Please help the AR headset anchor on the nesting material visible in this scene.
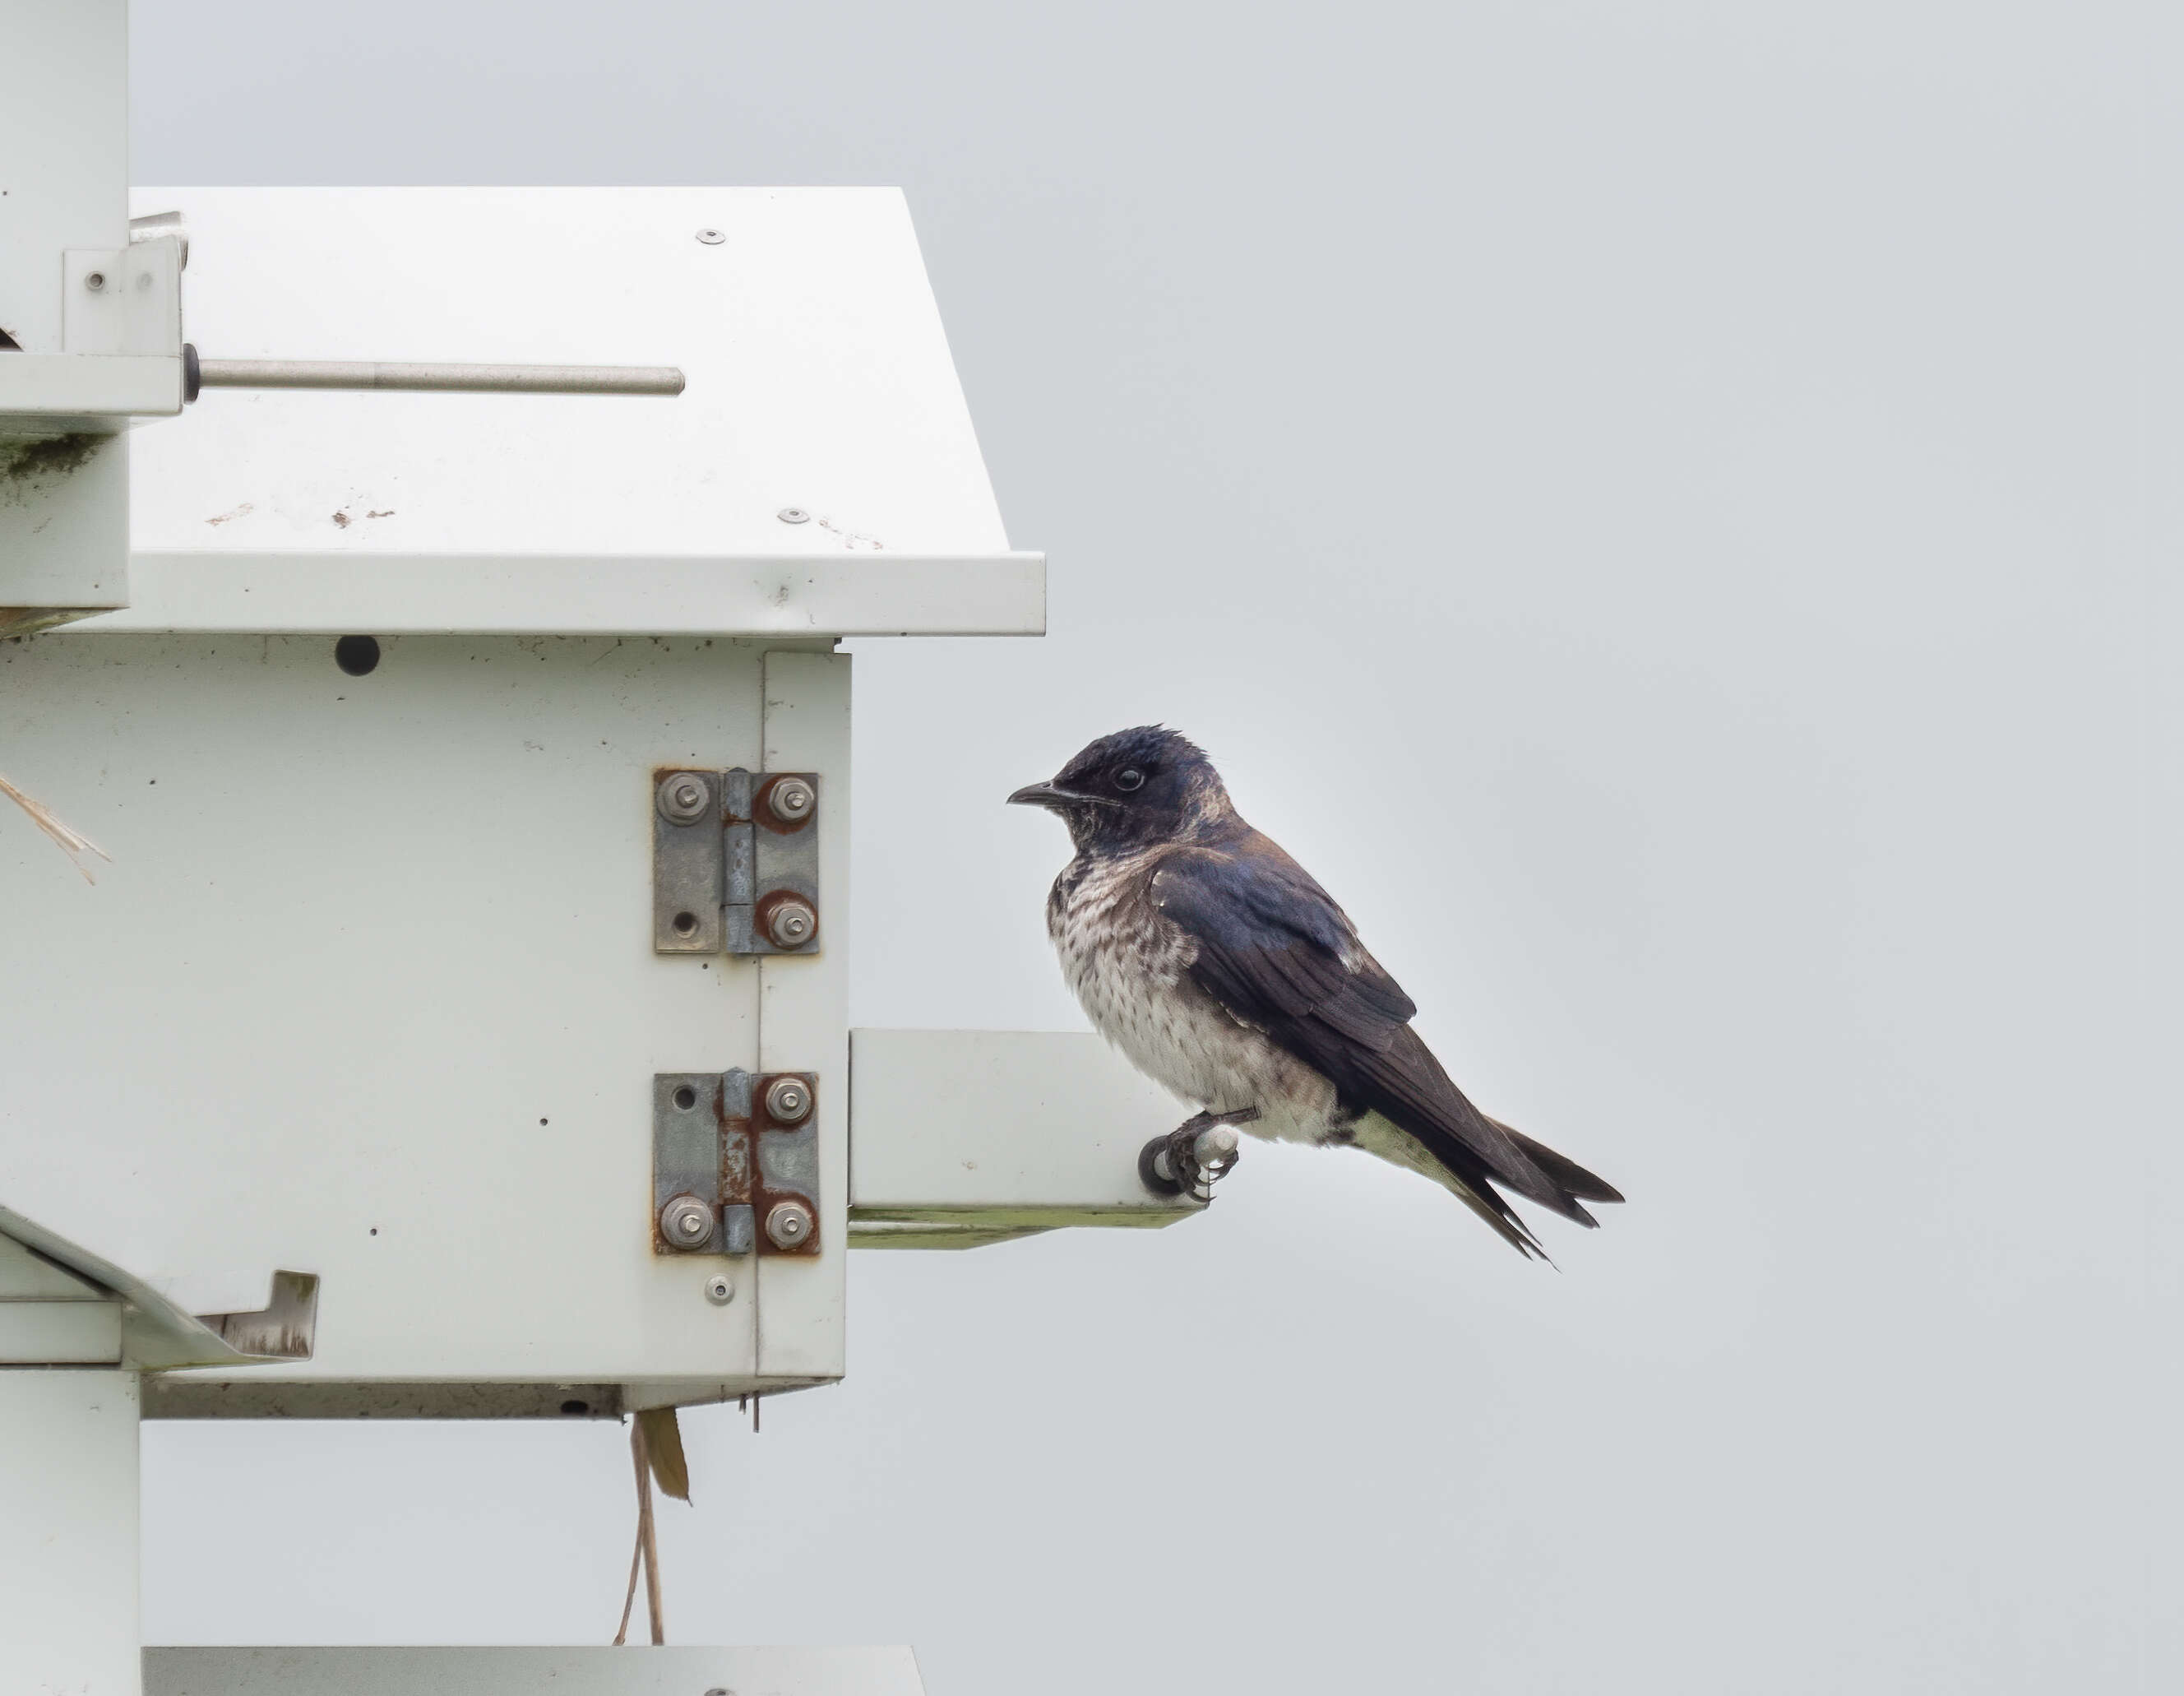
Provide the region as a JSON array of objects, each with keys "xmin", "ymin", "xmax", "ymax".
[{"xmin": 0, "ymin": 772, "xmax": 109, "ymax": 883}]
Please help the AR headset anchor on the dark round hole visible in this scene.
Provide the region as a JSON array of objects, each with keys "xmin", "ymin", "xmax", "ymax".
[
  {"xmin": 673, "ymin": 911, "xmax": 698, "ymax": 935},
  {"xmin": 559, "ymin": 1398, "xmax": 590, "ymax": 1416},
  {"xmin": 673, "ymin": 1086, "xmax": 697, "ymax": 1110},
  {"xmin": 335, "ymin": 635, "xmax": 381, "ymax": 676}
]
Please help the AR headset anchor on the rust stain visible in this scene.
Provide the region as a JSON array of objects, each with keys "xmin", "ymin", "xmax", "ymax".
[
  {"xmin": 331, "ymin": 510, "xmax": 352, "ymax": 528},
  {"xmin": 205, "ymin": 502, "xmax": 254, "ymax": 526}
]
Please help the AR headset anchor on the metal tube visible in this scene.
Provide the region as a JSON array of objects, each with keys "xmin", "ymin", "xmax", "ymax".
[{"xmin": 192, "ymin": 359, "xmax": 685, "ymax": 396}]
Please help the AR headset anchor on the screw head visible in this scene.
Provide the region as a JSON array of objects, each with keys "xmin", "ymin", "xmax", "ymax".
[
  {"xmin": 776, "ymin": 507, "xmax": 810, "ymax": 525},
  {"xmin": 696, "ymin": 228, "xmax": 726, "ymax": 244},
  {"xmin": 766, "ymin": 1199, "xmax": 815, "ymax": 1250},
  {"xmin": 705, "ymin": 1273, "xmax": 736, "ymax": 1305},
  {"xmin": 764, "ymin": 1075, "xmax": 812, "ymax": 1124},
  {"xmin": 660, "ymin": 1194, "xmax": 714, "ymax": 1250},
  {"xmin": 764, "ymin": 897, "xmax": 817, "ymax": 949},
  {"xmin": 766, "ymin": 776, "xmax": 816, "ymax": 824},
  {"xmin": 84, "ymin": 271, "xmax": 106, "ymax": 291},
  {"xmin": 656, "ymin": 771, "xmax": 711, "ymax": 825}
]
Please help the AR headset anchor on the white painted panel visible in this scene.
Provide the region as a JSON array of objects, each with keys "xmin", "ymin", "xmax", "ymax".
[
  {"xmin": 755, "ymin": 651, "xmax": 851, "ymax": 1380},
  {"xmin": 0, "ymin": 1230, "xmax": 109, "ymax": 1299},
  {"xmin": 0, "ymin": 1369, "xmax": 141, "ymax": 1696},
  {"xmin": 144, "ymin": 1646, "xmax": 924, "ymax": 1696},
  {"xmin": 0, "ymin": 1299, "xmax": 123, "ymax": 1363},
  {"xmin": 0, "ymin": 634, "xmax": 771, "ymax": 1392},
  {"xmin": 849, "ymin": 1029, "xmax": 1199, "ymax": 1228},
  {"xmin": 0, "ymin": 2, "xmax": 131, "ymax": 617},
  {"xmin": 75, "ymin": 549, "xmax": 1044, "ymax": 637},
  {"xmin": 127, "ymin": 189, "xmax": 1011, "ymax": 561}
]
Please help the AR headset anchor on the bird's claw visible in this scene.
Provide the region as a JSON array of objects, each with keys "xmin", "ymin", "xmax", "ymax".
[{"xmin": 1139, "ymin": 1108, "xmax": 1256, "ymax": 1204}]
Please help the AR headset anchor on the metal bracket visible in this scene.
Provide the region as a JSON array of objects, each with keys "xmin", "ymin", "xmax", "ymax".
[
  {"xmin": 652, "ymin": 767, "xmax": 820, "ymax": 957},
  {"xmin": 652, "ymin": 1069, "xmax": 821, "ymax": 1257}
]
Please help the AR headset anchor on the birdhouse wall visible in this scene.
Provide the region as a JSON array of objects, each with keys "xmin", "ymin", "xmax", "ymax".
[{"xmin": 0, "ymin": 634, "xmax": 850, "ymax": 1416}]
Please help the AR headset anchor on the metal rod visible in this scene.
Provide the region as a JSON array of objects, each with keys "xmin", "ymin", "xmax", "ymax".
[{"xmin": 192, "ymin": 359, "xmax": 684, "ymax": 396}]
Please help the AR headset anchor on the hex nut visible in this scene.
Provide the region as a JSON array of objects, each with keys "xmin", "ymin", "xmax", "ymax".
[
  {"xmin": 660, "ymin": 1193, "xmax": 714, "ymax": 1250},
  {"xmin": 705, "ymin": 1273, "xmax": 736, "ymax": 1305},
  {"xmin": 657, "ymin": 771, "xmax": 711, "ymax": 826},
  {"xmin": 766, "ymin": 776, "xmax": 816, "ymax": 824},
  {"xmin": 765, "ymin": 897, "xmax": 817, "ymax": 949},
  {"xmin": 763, "ymin": 1075, "xmax": 811, "ymax": 1124},
  {"xmin": 765, "ymin": 1199, "xmax": 814, "ymax": 1250}
]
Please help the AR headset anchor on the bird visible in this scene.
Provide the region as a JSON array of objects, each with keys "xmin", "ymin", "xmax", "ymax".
[{"xmin": 1009, "ymin": 725, "xmax": 1621, "ymax": 1256}]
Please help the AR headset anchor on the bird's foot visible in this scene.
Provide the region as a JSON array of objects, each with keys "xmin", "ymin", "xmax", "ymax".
[{"xmin": 1139, "ymin": 1108, "xmax": 1257, "ymax": 1204}]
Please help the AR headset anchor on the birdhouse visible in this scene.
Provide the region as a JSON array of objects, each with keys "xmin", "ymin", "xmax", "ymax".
[{"xmin": 2, "ymin": 8, "xmax": 1205, "ymax": 1693}]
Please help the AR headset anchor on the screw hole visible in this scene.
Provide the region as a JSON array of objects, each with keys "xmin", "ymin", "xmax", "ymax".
[
  {"xmin": 673, "ymin": 911, "xmax": 698, "ymax": 936},
  {"xmin": 559, "ymin": 1399, "xmax": 590, "ymax": 1416},
  {"xmin": 673, "ymin": 1085, "xmax": 697, "ymax": 1110},
  {"xmin": 335, "ymin": 635, "xmax": 381, "ymax": 676}
]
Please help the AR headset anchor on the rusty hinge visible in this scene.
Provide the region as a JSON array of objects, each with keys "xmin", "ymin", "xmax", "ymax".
[
  {"xmin": 652, "ymin": 1069, "xmax": 821, "ymax": 1257},
  {"xmin": 653, "ymin": 767, "xmax": 820, "ymax": 957}
]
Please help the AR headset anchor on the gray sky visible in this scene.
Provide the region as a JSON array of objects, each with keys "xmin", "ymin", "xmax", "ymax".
[{"xmin": 132, "ymin": 4, "xmax": 2172, "ymax": 1692}]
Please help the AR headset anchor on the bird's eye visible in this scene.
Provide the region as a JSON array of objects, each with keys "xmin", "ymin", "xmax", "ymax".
[{"xmin": 1114, "ymin": 767, "xmax": 1145, "ymax": 792}]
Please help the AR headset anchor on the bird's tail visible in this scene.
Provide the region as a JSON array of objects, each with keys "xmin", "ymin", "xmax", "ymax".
[{"xmin": 1486, "ymin": 1117, "xmax": 1624, "ymax": 1206}]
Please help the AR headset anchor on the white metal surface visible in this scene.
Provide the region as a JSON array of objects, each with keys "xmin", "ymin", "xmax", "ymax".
[
  {"xmin": 754, "ymin": 651, "xmax": 851, "ymax": 1379},
  {"xmin": 1, "ymin": 1206, "xmax": 312, "ymax": 1372},
  {"xmin": 0, "ymin": 0, "xmax": 132, "ymax": 619},
  {"xmin": 0, "ymin": 1369, "xmax": 142, "ymax": 1696},
  {"xmin": 126, "ymin": 187, "xmax": 1016, "ymax": 563},
  {"xmin": 83, "ymin": 549, "xmax": 1045, "ymax": 637},
  {"xmin": 144, "ymin": 1647, "xmax": 925, "ymax": 1696},
  {"xmin": 2, "ymin": 633, "xmax": 803, "ymax": 1412},
  {"xmin": 848, "ymin": 1030, "xmax": 1200, "ymax": 1244}
]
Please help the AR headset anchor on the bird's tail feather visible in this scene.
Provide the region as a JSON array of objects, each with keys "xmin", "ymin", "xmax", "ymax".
[{"xmin": 1487, "ymin": 1118, "xmax": 1624, "ymax": 1207}]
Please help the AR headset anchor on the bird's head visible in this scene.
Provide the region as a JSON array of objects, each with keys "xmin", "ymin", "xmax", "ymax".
[{"xmin": 1007, "ymin": 725, "xmax": 1233, "ymax": 854}]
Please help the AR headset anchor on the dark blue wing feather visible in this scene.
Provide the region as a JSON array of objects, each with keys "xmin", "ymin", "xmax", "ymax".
[{"xmin": 1150, "ymin": 836, "xmax": 1603, "ymax": 1228}]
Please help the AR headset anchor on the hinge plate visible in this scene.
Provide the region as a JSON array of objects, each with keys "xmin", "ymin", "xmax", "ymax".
[
  {"xmin": 652, "ymin": 767, "xmax": 820, "ymax": 956},
  {"xmin": 652, "ymin": 1069, "xmax": 821, "ymax": 1257}
]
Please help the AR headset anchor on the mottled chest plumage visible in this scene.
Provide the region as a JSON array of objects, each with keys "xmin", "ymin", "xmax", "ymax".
[{"xmin": 1044, "ymin": 848, "xmax": 1342, "ymax": 1139}]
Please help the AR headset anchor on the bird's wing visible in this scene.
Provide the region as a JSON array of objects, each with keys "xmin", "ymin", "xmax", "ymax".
[{"xmin": 1148, "ymin": 839, "xmax": 1602, "ymax": 1235}]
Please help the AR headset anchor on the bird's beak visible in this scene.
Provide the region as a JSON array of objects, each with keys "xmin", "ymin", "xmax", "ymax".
[{"xmin": 1006, "ymin": 781, "xmax": 1072, "ymax": 810}]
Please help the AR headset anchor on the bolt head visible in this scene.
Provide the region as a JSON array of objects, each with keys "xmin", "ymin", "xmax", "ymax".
[
  {"xmin": 765, "ymin": 897, "xmax": 817, "ymax": 949},
  {"xmin": 776, "ymin": 507, "xmax": 810, "ymax": 524},
  {"xmin": 766, "ymin": 776, "xmax": 816, "ymax": 824},
  {"xmin": 705, "ymin": 1273, "xmax": 736, "ymax": 1305},
  {"xmin": 766, "ymin": 1199, "xmax": 814, "ymax": 1250},
  {"xmin": 656, "ymin": 771, "xmax": 711, "ymax": 825},
  {"xmin": 660, "ymin": 1194, "xmax": 714, "ymax": 1250},
  {"xmin": 764, "ymin": 1075, "xmax": 812, "ymax": 1124},
  {"xmin": 696, "ymin": 228, "xmax": 726, "ymax": 244}
]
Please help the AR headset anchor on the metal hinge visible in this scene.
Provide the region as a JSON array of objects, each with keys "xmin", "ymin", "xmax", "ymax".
[
  {"xmin": 653, "ymin": 767, "xmax": 820, "ymax": 956},
  {"xmin": 652, "ymin": 1069, "xmax": 821, "ymax": 1257}
]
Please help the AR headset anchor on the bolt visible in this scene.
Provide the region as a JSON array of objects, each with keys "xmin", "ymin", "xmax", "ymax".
[
  {"xmin": 766, "ymin": 1198, "xmax": 814, "ymax": 1250},
  {"xmin": 766, "ymin": 776, "xmax": 816, "ymax": 824},
  {"xmin": 84, "ymin": 271, "xmax": 106, "ymax": 291},
  {"xmin": 764, "ymin": 1075, "xmax": 811, "ymax": 1124},
  {"xmin": 776, "ymin": 507, "xmax": 810, "ymax": 525},
  {"xmin": 696, "ymin": 229, "xmax": 726, "ymax": 245},
  {"xmin": 656, "ymin": 771, "xmax": 711, "ymax": 825},
  {"xmin": 764, "ymin": 897, "xmax": 816, "ymax": 949},
  {"xmin": 660, "ymin": 1194, "xmax": 714, "ymax": 1250},
  {"xmin": 705, "ymin": 1273, "xmax": 736, "ymax": 1305}
]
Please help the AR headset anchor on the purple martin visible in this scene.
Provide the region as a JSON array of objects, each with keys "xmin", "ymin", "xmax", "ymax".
[{"xmin": 1009, "ymin": 726, "xmax": 1621, "ymax": 1255}]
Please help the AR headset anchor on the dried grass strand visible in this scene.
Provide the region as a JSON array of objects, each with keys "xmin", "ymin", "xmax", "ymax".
[{"xmin": 0, "ymin": 771, "xmax": 110, "ymax": 883}]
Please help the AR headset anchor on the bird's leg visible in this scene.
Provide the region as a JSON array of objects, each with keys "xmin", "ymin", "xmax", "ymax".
[{"xmin": 1139, "ymin": 1107, "xmax": 1258, "ymax": 1203}]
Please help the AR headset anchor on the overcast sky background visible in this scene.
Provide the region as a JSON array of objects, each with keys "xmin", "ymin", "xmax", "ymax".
[{"xmin": 131, "ymin": 4, "xmax": 2173, "ymax": 1692}]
